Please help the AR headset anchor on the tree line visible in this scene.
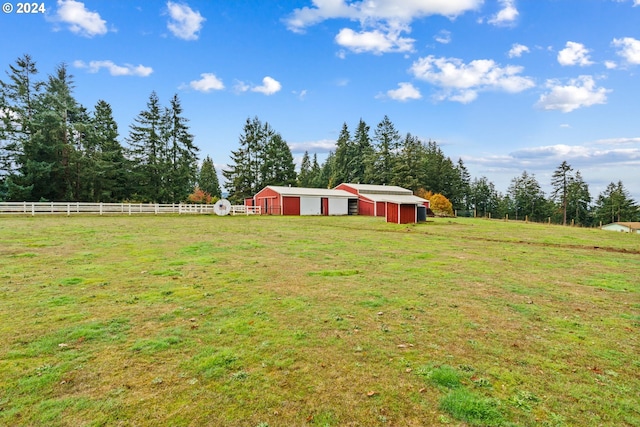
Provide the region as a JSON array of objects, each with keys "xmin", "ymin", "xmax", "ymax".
[
  {"xmin": 224, "ymin": 116, "xmax": 638, "ymax": 226},
  {"xmin": 0, "ymin": 55, "xmax": 221, "ymax": 203},
  {"xmin": 2, "ymin": 55, "xmax": 637, "ymax": 225}
]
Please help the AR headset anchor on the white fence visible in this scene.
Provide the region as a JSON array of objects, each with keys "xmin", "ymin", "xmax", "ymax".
[{"xmin": 0, "ymin": 202, "xmax": 261, "ymax": 216}]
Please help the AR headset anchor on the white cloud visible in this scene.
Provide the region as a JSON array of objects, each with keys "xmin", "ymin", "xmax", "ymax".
[
  {"xmin": 612, "ymin": 37, "xmax": 640, "ymax": 64},
  {"xmin": 237, "ymin": 76, "xmax": 282, "ymax": 95},
  {"xmin": 285, "ymin": 0, "xmax": 481, "ymax": 55},
  {"xmin": 74, "ymin": 60, "xmax": 153, "ymax": 77},
  {"xmin": 536, "ymin": 76, "xmax": 609, "ymax": 112},
  {"xmin": 54, "ymin": 0, "xmax": 107, "ymax": 37},
  {"xmin": 488, "ymin": 0, "xmax": 519, "ymax": 26},
  {"xmin": 604, "ymin": 60, "xmax": 618, "ymax": 69},
  {"xmin": 557, "ymin": 41, "xmax": 593, "ymax": 66},
  {"xmin": 285, "ymin": 0, "xmax": 483, "ymax": 32},
  {"xmin": 232, "ymin": 80, "xmax": 250, "ymax": 94},
  {"xmin": 166, "ymin": 1, "xmax": 205, "ymax": 40},
  {"xmin": 252, "ymin": 76, "xmax": 282, "ymax": 95},
  {"xmin": 508, "ymin": 43, "xmax": 529, "ymax": 58},
  {"xmin": 289, "ymin": 139, "xmax": 336, "ymax": 153},
  {"xmin": 386, "ymin": 82, "xmax": 422, "ymax": 101},
  {"xmin": 188, "ymin": 73, "xmax": 224, "ymax": 92},
  {"xmin": 335, "ymin": 24, "xmax": 414, "ymax": 54},
  {"xmin": 434, "ymin": 30, "xmax": 452, "ymax": 44},
  {"xmin": 410, "ymin": 55, "xmax": 535, "ymax": 103}
]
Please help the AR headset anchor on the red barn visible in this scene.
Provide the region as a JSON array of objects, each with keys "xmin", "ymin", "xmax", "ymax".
[
  {"xmin": 252, "ymin": 186, "xmax": 355, "ymax": 216},
  {"xmin": 334, "ymin": 183, "xmax": 429, "ymax": 224}
]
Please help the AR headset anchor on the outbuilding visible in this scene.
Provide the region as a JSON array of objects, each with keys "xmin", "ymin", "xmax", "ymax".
[
  {"xmin": 253, "ymin": 186, "xmax": 355, "ymax": 216},
  {"xmin": 601, "ymin": 222, "xmax": 640, "ymax": 233},
  {"xmin": 334, "ymin": 183, "xmax": 429, "ymax": 224}
]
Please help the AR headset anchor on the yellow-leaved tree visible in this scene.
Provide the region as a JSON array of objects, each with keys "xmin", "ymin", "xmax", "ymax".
[{"xmin": 429, "ymin": 193, "xmax": 454, "ymax": 216}]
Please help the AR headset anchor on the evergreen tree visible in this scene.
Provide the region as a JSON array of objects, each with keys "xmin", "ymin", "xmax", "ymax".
[
  {"xmin": 421, "ymin": 140, "xmax": 459, "ymax": 200},
  {"xmin": 223, "ymin": 117, "xmax": 295, "ymax": 202},
  {"xmin": 164, "ymin": 94, "xmax": 199, "ymax": 203},
  {"xmin": 223, "ymin": 117, "xmax": 265, "ymax": 203},
  {"xmin": 261, "ymin": 131, "xmax": 296, "ymax": 187},
  {"xmin": 507, "ymin": 171, "xmax": 548, "ymax": 221},
  {"xmin": 453, "ymin": 158, "xmax": 471, "ymax": 210},
  {"xmin": 88, "ymin": 100, "xmax": 129, "ymax": 202},
  {"xmin": 23, "ymin": 63, "xmax": 84, "ymax": 201},
  {"xmin": 369, "ymin": 115, "xmax": 400, "ymax": 184},
  {"xmin": 319, "ymin": 151, "xmax": 336, "ymax": 188},
  {"xmin": 551, "ymin": 161, "xmax": 573, "ymax": 225},
  {"xmin": 565, "ymin": 171, "xmax": 591, "ymax": 226},
  {"xmin": 593, "ymin": 181, "xmax": 638, "ymax": 224},
  {"xmin": 0, "ymin": 54, "xmax": 42, "ymax": 200},
  {"xmin": 469, "ymin": 176, "xmax": 499, "ymax": 218},
  {"xmin": 352, "ymin": 118, "xmax": 373, "ymax": 183},
  {"xmin": 298, "ymin": 151, "xmax": 312, "ymax": 187},
  {"xmin": 332, "ymin": 122, "xmax": 353, "ymax": 184},
  {"xmin": 309, "ymin": 153, "xmax": 323, "ymax": 188},
  {"xmin": 392, "ymin": 133, "xmax": 426, "ymax": 191},
  {"xmin": 127, "ymin": 91, "xmax": 165, "ymax": 202},
  {"xmin": 198, "ymin": 155, "xmax": 221, "ymax": 198}
]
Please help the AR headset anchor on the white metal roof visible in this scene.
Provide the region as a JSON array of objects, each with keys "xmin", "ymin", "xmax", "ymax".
[
  {"xmin": 338, "ymin": 183, "xmax": 413, "ymax": 195},
  {"xmin": 264, "ymin": 186, "xmax": 354, "ymax": 198},
  {"xmin": 359, "ymin": 193, "xmax": 428, "ymax": 205}
]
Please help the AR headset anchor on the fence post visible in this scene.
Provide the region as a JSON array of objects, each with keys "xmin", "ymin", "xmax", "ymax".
[
  {"xmin": 67, "ymin": 203, "xmax": 70, "ymax": 216},
  {"xmin": 31, "ymin": 203, "xmax": 35, "ymax": 216},
  {"xmin": 99, "ymin": 203, "xmax": 103, "ymax": 215}
]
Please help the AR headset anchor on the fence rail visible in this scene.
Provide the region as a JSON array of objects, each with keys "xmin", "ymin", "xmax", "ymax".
[{"xmin": 0, "ymin": 202, "xmax": 260, "ymax": 216}]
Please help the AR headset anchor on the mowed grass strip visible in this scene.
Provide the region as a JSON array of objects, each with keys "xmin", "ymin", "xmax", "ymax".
[{"xmin": 0, "ymin": 215, "xmax": 638, "ymax": 426}]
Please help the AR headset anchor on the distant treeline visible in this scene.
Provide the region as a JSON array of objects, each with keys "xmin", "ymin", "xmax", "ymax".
[{"xmin": 1, "ymin": 55, "xmax": 637, "ymax": 225}]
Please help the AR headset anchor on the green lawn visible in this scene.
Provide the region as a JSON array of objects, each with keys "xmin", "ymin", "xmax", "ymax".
[{"xmin": 1, "ymin": 215, "xmax": 638, "ymax": 426}]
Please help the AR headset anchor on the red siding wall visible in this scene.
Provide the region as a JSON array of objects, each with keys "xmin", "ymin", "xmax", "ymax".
[
  {"xmin": 399, "ymin": 204, "xmax": 416, "ymax": 224},
  {"xmin": 358, "ymin": 198, "xmax": 375, "ymax": 216},
  {"xmin": 386, "ymin": 203, "xmax": 417, "ymax": 224},
  {"xmin": 386, "ymin": 202, "xmax": 399, "ymax": 223},
  {"xmin": 335, "ymin": 183, "xmax": 358, "ymax": 195},
  {"xmin": 255, "ymin": 187, "xmax": 281, "ymax": 215},
  {"xmin": 282, "ymin": 196, "xmax": 300, "ymax": 215},
  {"xmin": 376, "ymin": 201, "xmax": 386, "ymax": 217}
]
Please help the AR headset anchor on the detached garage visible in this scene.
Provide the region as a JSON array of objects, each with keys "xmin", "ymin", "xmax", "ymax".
[{"xmin": 253, "ymin": 186, "xmax": 355, "ymax": 216}]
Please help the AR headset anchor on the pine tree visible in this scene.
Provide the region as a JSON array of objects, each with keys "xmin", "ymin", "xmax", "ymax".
[
  {"xmin": 89, "ymin": 100, "xmax": 128, "ymax": 201},
  {"xmin": 370, "ymin": 115, "xmax": 400, "ymax": 184},
  {"xmin": 310, "ymin": 153, "xmax": 323, "ymax": 188},
  {"xmin": 24, "ymin": 63, "xmax": 84, "ymax": 201},
  {"xmin": 551, "ymin": 161, "xmax": 573, "ymax": 225},
  {"xmin": 593, "ymin": 181, "xmax": 638, "ymax": 224},
  {"xmin": 566, "ymin": 171, "xmax": 591, "ymax": 225},
  {"xmin": 352, "ymin": 118, "xmax": 373, "ymax": 184},
  {"xmin": 332, "ymin": 122, "xmax": 352, "ymax": 184},
  {"xmin": 507, "ymin": 171, "xmax": 548, "ymax": 221},
  {"xmin": 260, "ymin": 131, "xmax": 296, "ymax": 187},
  {"xmin": 392, "ymin": 133, "xmax": 426, "ymax": 191},
  {"xmin": 127, "ymin": 91, "xmax": 165, "ymax": 202},
  {"xmin": 198, "ymin": 155, "xmax": 221, "ymax": 198},
  {"xmin": 164, "ymin": 94, "xmax": 199, "ymax": 203},
  {"xmin": 0, "ymin": 54, "xmax": 42, "ymax": 200},
  {"xmin": 469, "ymin": 176, "xmax": 499, "ymax": 218},
  {"xmin": 298, "ymin": 151, "xmax": 312, "ymax": 187}
]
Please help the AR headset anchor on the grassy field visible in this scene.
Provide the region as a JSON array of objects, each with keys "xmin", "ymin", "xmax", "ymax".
[{"xmin": 0, "ymin": 214, "xmax": 638, "ymax": 427}]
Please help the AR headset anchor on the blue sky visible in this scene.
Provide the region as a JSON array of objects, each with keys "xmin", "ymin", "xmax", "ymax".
[{"xmin": 1, "ymin": 0, "xmax": 639, "ymax": 201}]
